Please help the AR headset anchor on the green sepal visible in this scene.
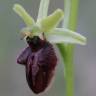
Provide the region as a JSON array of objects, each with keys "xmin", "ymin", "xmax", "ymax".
[
  {"xmin": 45, "ymin": 28, "xmax": 86, "ymax": 45},
  {"xmin": 13, "ymin": 4, "xmax": 35, "ymax": 26},
  {"xmin": 37, "ymin": 0, "xmax": 49, "ymax": 21},
  {"xmin": 39, "ymin": 9, "xmax": 64, "ymax": 32}
]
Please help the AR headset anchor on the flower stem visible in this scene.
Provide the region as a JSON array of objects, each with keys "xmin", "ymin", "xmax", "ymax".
[
  {"xmin": 57, "ymin": 44, "xmax": 74, "ymax": 96},
  {"xmin": 58, "ymin": 0, "xmax": 78, "ymax": 96},
  {"xmin": 64, "ymin": 0, "xmax": 78, "ymax": 96},
  {"xmin": 65, "ymin": 46, "xmax": 74, "ymax": 96}
]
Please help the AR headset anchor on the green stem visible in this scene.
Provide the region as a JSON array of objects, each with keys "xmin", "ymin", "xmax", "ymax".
[
  {"xmin": 65, "ymin": 45, "xmax": 74, "ymax": 96},
  {"xmin": 57, "ymin": 44, "xmax": 74, "ymax": 96},
  {"xmin": 58, "ymin": 0, "xmax": 78, "ymax": 96},
  {"xmin": 57, "ymin": 44, "xmax": 75, "ymax": 96},
  {"xmin": 65, "ymin": 0, "xmax": 78, "ymax": 96}
]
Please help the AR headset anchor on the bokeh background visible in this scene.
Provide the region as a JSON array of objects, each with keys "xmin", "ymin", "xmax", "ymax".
[{"xmin": 0, "ymin": 0, "xmax": 96, "ymax": 96}]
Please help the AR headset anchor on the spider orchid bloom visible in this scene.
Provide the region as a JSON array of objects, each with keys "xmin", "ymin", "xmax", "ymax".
[{"xmin": 13, "ymin": 1, "xmax": 86, "ymax": 94}]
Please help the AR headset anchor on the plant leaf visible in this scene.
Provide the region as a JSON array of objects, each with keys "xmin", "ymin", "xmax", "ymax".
[
  {"xmin": 45, "ymin": 28, "xmax": 86, "ymax": 45},
  {"xmin": 13, "ymin": 4, "xmax": 35, "ymax": 26}
]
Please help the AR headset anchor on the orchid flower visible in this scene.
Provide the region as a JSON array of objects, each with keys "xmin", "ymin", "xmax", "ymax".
[{"xmin": 13, "ymin": 0, "xmax": 86, "ymax": 94}]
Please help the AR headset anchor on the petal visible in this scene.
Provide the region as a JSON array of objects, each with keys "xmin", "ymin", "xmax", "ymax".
[{"xmin": 45, "ymin": 28, "xmax": 87, "ymax": 45}]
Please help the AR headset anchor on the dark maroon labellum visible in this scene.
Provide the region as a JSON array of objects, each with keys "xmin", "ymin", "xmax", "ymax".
[{"xmin": 17, "ymin": 36, "xmax": 57, "ymax": 94}]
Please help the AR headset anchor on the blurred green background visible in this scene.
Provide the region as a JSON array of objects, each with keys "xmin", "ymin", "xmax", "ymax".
[{"xmin": 0, "ymin": 0, "xmax": 96, "ymax": 96}]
